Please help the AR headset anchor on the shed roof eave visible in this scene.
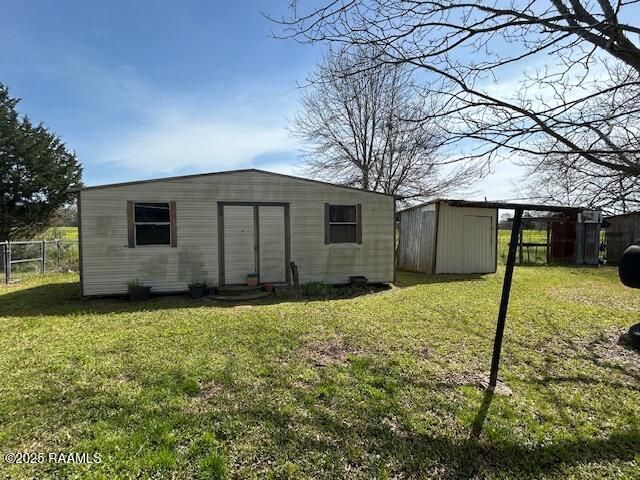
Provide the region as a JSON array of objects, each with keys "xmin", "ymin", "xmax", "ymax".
[
  {"xmin": 69, "ymin": 168, "xmax": 395, "ymax": 198},
  {"xmin": 399, "ymin": 198, "xmax": 590, "ymax": 214}
]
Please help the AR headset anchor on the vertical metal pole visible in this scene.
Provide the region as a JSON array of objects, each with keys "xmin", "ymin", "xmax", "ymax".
[
  {"xmin": 518, "ymin": 226, "xmax": 524, "ymax": 264},
  {"xmin": 41, "ymin": 240, "xmax": 46, "ymax": 274},
  {"xmin": 6, "ymin": 241, "xmax": 11, "ymax": 284},
  {"xmin": 2, "ymin": 242, "xmax": 7, "ymax": 284},
  {"xmin": 546, "ymin": 222, "xmax": 551, "ymax": 265},
  {"xmin": 56, "ymin": 240, "xmax": 61, "ymax": 271},
  {"xmin": 489, "ymin": 207, "xmax": 523, "ymax": 388}
]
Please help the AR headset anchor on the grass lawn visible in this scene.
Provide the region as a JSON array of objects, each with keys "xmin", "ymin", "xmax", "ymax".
[{"xmin": 0, "ymin": 267, "xmax": 639, "ymax": 479}]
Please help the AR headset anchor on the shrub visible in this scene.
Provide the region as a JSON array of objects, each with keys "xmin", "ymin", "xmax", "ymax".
[{"xmin": 303, "ymin": 281, "xmax": 336, "ymax": 299}]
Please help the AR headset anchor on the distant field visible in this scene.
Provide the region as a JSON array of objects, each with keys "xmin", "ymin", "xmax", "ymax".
[
  {"xmin": 44, "ymin": 226, "xmax": 78, "ymax": 241},
  {"xmin": 498, "ymin": 229, "xmax": 549, "ymax": 264},
  {"xmin": 498, "ymin": 229, "xmax": 548, "ymax": 243}
]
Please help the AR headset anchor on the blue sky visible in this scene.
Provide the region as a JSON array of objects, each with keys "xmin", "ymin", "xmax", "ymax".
[{"xmin": 2, "ymin": 0, "xmax": 551, "ymax": 199}]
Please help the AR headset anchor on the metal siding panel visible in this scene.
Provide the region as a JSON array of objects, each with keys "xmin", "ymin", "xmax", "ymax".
[
  {"xmin": 436, "ymin": 204, "xmax": 497, "ymax": 274},
  {"xmin": 397, "ymin": 207, "xmax": 436, "ymax": 274},
  {"xmin": 462, "ymin": 215, "xmax": 493, "ymax": 273}
]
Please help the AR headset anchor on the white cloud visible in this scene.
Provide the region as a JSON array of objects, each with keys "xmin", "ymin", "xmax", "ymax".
[
  {"xmin": 87, "ymin": 74, "xmax": 304, "ymax": 175},
  {"xmin": 100, "ymin": 112, "xmax": 299, "ymax": 173}
]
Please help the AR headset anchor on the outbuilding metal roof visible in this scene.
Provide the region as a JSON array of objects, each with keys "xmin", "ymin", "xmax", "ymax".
[
  {"xmin": 399, "ymin": 198, "xmax": 588, "ymax": 214},
  {"xmin": 70, "ymin": 168, "xmax": 394, "ymax": 197}
]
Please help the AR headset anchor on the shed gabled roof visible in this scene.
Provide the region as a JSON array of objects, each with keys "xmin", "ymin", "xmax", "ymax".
[
  {"xmin": 72, "ymin": 168, "xmax": 394, "ymax": 197},
  {"xmin": 399, "ymin": 198, "xmax": 587, "ymax": 214}
]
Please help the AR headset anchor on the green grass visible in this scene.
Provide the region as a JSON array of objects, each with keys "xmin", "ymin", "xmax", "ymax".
[
  {"xmin": 1, "ymin": 268, "xmax": 639, "ymax": 478},
  {"xmin": 498, "ymin": 229, "xmax": 549, "ymax": 264}
]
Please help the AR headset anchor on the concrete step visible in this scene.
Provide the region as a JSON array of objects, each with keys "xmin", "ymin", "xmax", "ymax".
[
  {"xmin": 216, "ymin": 285, "xmax": 263, "ymax": 295},
  {"xmin": 211, "ymin": 291, "xmax": 272, "ymax": 302}
]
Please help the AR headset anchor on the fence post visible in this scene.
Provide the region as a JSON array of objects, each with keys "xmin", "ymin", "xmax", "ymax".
[
  {"xmin": 546, "ymin": 222, "xmax": 551, "ymax": 265},
  {"xmin": 2, "ymin": 242, "xmax": 6, "ymax": 284},
  {"xmin": 518, "ymin": 228, "xmax": 524, "ymax": 264},
  {"xmin": 6, "ymin": 241, "xmax": 11, "ymax": 284},
  {"xmin": 56, "ymin": 240, "xmax": 61, "ymax": 272},
  {"xmin": 41, "ymin": 240, "xmax": 46, "ymax": 274}
]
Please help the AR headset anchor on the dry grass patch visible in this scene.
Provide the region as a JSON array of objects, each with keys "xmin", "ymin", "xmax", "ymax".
[
  {"xmin": 581, "ymin": 328, "xmax": 640, "ymax": 375},
  {"xmin": 547, "ymin": 282, "xmax": 640, "ymax": 311},
  {"xmin": 303, "ymin": 336, "xmax": 363, "ymax": 367}
]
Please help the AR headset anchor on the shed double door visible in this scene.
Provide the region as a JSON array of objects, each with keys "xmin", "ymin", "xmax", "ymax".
[{"xmin": 220, "ymin": 204, "xmax": 288, "ymax": 285}]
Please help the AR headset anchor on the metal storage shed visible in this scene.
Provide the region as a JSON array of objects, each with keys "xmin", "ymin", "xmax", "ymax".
[
  {"xmin": 397, "ymin": 199, "xmax": 601, "ymax": 275},
  {"xmin": 397, "ymin": 199, "xmax": 498, "ymax": 274}
]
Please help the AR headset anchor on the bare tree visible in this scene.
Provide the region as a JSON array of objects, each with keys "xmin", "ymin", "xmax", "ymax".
[
  {"xmin": 293, "ymin": 46, "xmax": 477, "ymax": 202},
  {"xmin": 521, "ymin": 63, "xmax": 640, "ymax": 213},
  {"xmin": 273, "ymin": 0, "xmax": 640, "ymax": 201}
]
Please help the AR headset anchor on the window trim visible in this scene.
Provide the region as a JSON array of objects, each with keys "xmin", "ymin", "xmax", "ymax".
[
  {"xmin": 127, "ymin": 201, "xmax": 177, "ymax": 248},
  {"xmin": 326, "ymin": 204, "xmax": 361, "ymax": 245}
]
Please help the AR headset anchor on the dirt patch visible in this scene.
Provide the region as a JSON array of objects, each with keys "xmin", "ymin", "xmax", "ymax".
[
  {"xmin": 304, "ymin": 337, "xmax": 362, "ymax": 367},
  {"xmin": 547, "ymin": 283, "xmax": 640, "ymax": 311},
  {"xmin": 532, "ymin": 327, "xmax": 640, "ymax": 388},
  {"xmin": 584, "ymin": 328, "xmax": 640, "ymax": 371},
  {"xmin": 196, "ymin": 380, "xmax": 222, "ymax": 400},
  {"xmin": 291, "ymin": 380, "xmax": 312, "ymax": 389},
  {"xmin": 187, "ymin": 380, "xmax": 223, "ymax": 413},
  {"xmin": 439, "ymin": 371, "xmax": 488, "ymax": 388},
  {"xmin": 416, "ymin": 344, "xmax": 433, "ymax": 359}
]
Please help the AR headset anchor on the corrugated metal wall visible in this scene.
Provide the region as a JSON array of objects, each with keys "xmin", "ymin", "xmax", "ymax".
[
  {"xmin": 397, "ymin": 204, "xmax": 437, "ymax": 273},
  {"xmin": 606, "ymin": 214, "xmax": 640, "ymax": 263}
]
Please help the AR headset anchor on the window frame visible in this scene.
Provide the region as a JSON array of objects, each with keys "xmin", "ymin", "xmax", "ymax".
[
  {"xmin": 133, "ymin": 202, "xmax": 172, "ymax": 247},
  {"xmin": 327, "ymin": 204, "xmax": 359, "ymax": 244}
]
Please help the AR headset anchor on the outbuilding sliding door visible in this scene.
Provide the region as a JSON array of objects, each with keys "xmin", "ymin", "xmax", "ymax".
[
  {"xmin": 462, "ymin": 215, "xmax": 494, "ymax": 273},
  {"xmin": 222, "ymin": 205, "xmax": 256, "ymax": 285},
  {"xmin": 258, "ymin": 206, "xmax": 287, "ymax": 283},
  {"xmin": 219, "ymin": 203, "xmax": 289, "ymax": 286}
]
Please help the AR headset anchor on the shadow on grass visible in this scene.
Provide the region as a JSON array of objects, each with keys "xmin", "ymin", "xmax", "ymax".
[
  {"xmin": 470, "ymin": 388, "xmax": 494, "ymax": 439},
  {"xmin": 3, "ymin": 279, "xmax": 638, "ymax": 477},
  {"xmin": 0, "ymin": 280, "xmax": 393, "ymax": 317},
  {"xmin": 213, "ymin": 363, "xmax": 640, "ymax": 479},
  {"xmin": 394, "ymin": 270, "xmax": 488, "ymax": 288},
  {"xmin": 10, "ymin": 348, "xmax": 636, "ymax": 479}
]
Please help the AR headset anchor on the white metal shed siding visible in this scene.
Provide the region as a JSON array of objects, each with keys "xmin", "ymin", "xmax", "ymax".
[
  {"xmin": 79, "ymin": 171, "xmax": 394, "ymax": 295},
  {"xmin": 435, "ymin": 203, "xmax": 497, "ymax": 274}
]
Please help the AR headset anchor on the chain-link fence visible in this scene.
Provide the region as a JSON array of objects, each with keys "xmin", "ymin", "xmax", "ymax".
[{"xmin": 1, "ymin": 239, "xmax": 79, "ymax": 283}]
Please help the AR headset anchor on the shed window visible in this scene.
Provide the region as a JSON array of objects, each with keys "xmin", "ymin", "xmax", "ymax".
[
  {"xmin": 134, "ymin": 203, "xmax": 171, "ymax": 245},
  {"xmin": 327, "ymin": 205, "xmax": 359, "ymax": 244}
]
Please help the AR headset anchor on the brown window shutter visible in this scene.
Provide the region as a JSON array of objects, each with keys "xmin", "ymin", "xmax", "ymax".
[
  {"xmin": 357, "ymin": 203, "xmax": 363, "ymax": 244},
  {"xmin": 127, "ymin": 201, "xmax": 135, "ymax": 248},
  {"xmin": 170, "ymin": 201, "xmax": 177, "ymax": 247},
  {"xmin": 324, "ymin": 203, "xmax": 330, "ymax": 244}
]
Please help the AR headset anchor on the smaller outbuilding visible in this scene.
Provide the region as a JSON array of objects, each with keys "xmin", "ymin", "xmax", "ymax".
[
  {"xmin": 397, "ymin": 199, "xmax": 498, "ymax": 274},
  {"xmin": 397, "ymin": 199, "xmax": 601, "ymax": 275}
]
